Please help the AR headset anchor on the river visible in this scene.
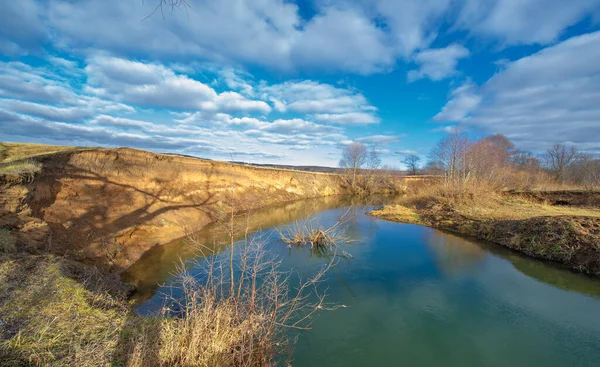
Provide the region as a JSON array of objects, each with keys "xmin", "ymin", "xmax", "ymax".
[{"xmin": 122, "ymin": 197, "xmax": 600, "ymax": 366}]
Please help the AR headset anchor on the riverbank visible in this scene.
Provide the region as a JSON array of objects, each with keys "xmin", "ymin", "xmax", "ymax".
[
  {"xmin": 1, "ymin": 143, "xmax": 424, "ymax": 272},
  {"xmin": 0, "ymin": 143, "xmax": 426, "ymax": 365},
  {"xmin": 369, "ymin": 189, "xmax": 600, "ymax": 276}
]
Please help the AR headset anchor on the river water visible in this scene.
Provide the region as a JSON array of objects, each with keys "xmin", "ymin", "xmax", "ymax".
[{"xmin": 122, "ymin": 197, "xmax": 600, "ymax": 366}]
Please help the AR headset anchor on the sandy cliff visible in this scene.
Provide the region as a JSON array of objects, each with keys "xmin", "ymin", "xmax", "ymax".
[{"xmin": 2, "ymin": 148, "xmax": 398, "ymax": 271}]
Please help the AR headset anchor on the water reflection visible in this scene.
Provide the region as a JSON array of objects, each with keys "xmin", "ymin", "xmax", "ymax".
[
  {"xmin": 122, "ymin": 195, "xmax": 390, "ymax": 302},
  {"xmin": 424, "ymin": 231, "xmax": 487, "ymax": 278},
  {"xmin": 126, "ymin": 203, "xmax": 600, "ymax": 366},
  {"xmin": 423, "ymin": 229, "xmax": 600, "ymax": 299}
]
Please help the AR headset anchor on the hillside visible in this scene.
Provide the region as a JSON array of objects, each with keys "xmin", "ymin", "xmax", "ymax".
[{"xmin": 0, "ymin": 143, "xmax": 417, "ymax": 271}]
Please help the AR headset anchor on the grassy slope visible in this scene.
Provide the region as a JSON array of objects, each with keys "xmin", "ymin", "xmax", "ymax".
[
  {"xmin": 370, "ymin": 191, "xmax": 600, "ymax": 275},
  {"xmin": 0, "ymin": 252, "xmax": 269, "ymax": 367},
  {"xmin": 0, "ymin": 143, "xmax": 76, "ymax": 174},
  {"xmin": 0, "ymin": 253, "xmax": 135, "ymax": 366}
]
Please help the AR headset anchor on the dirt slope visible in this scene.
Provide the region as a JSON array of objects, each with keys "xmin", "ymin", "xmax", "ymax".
[{"xmin": 0, "ymin": 148, "xmax": 410, "ymax": 271}]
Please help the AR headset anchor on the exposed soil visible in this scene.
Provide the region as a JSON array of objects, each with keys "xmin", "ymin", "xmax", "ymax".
[
  {"xmin": 0, "ymin": 147, "xmax": 424, "ymax": 272},
  {"xmin": 0, "ymin": 148, "xmax": 347, "ymax": 271}
]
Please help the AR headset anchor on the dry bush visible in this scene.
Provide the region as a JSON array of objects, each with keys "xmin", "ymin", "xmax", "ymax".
[
  {"xmin": 1, "ymin": 232, "xmax": 338, "ymax": 366},
  {"xmin": 145, "ymin": 230, "xmax": 340, "ymax": 366},
  {"xmin": 125, "ymin": 187, "xmax": 342, "ymax": 366},
  {"xmin": 0, "ymin": 159, "xmax": 42, "ymax": 175},
  {"xmin": 279, "ymin": 208, "xmax": 355, "ymax": 258}
]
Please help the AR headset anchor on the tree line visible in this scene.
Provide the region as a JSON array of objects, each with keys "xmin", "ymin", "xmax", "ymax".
[
  {"xmin": 339, "ymin": 131, "xmax": 600, "ymax": 191},
  {"xmin": 423, "ymin": 130, "xmax": 600, "ymax": 189}
]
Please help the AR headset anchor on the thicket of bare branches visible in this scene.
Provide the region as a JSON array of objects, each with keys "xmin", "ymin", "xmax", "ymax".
[
  {"xmin": 143, "ymin": 0, "xmax": 192, "ymax": 21},
  {"xmin": 338, "ymin": 143, "xmax": 399, "ymax": 194},
  {"xmin": 137, "ymin": 188, "xmax": 340, "ymax": 365},
  {"xmin": 427, "ymin": 130, "xmax": 600, "ymax": 192}
]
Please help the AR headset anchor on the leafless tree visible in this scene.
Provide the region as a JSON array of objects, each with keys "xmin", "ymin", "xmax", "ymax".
[
  {"xmin": 143, "ymin": 0, "xmax": 192, "ymax": 21},
  {"xmin": 545, "ymin": 144, "xmax": 579, "ymax": 182},
  {"xmin": 465, "ymin": 134, "xmax": 515, "ymax": 186},
  {"xmin": 429, "ymin": 129, "xmax": 471, "ymax": 183},
  {"xmin": 569, "ymin": 154, "xmax": 600, "ymax": 189},
  {"xmin": 339, "ymin": 142, "xmax": 368, "ymax": 188},
  {"xmin": 403, "ymin": 154, "xmax": 421, "ymax": 175}
]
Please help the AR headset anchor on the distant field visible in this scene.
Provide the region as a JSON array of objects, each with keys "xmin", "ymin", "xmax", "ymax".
[{"xmin": 0, "ymin": 142, "xmax": 76, "ymax": 174}]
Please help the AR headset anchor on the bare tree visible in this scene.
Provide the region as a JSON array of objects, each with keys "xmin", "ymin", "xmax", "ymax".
[
  {"xmin": 465, "ymin": 134, "xmax": 515, "ymax": 186},
  {"xmin": 339, "ymin": 143, "xmax": 368, "ymax": 188},
  {"xmin": 429, "ymin": 129, "xmax": 471, "ymax": 183},
  {"xmin": 569, "ymin": 154, "xmax": 600, "ymax": 189},
  {"xmin": 546, "ymin": 144, "xmax": 579, "ymax": 182},
  {"xmin": 143, "ymin": 0, "xmax": 192, "ymax": 21},
  {"xmin": 403, "ymin": 154, "xmax": 421, "ymax": 175}
]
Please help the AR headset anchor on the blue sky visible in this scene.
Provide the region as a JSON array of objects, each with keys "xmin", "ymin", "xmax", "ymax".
[{"xmin": 1, "ymin": 0, "xmax": 600, "ymax": 167}]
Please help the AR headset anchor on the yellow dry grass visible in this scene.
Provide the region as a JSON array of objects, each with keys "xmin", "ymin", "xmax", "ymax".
[
  {"xmin": 394, "ymin": 181, "xmax": 600, "ymax": 222},
  {"xmin": 368, "ymin": 205, "xmax": 421, "ymax": 224},
  {"xmin": 0, "ymin": 246, "xmax": 321, "ymax": 366},
  {"xmin": 0, "ymin": 142, "xmax": 77, "ymax": 175},
  {"xmin": 0, "ymin": 254, "xmax": 130, "ymax": 366},
  {"xmin": 455, "ymin": 195, "xmax": 600, "ymax": 221},
  {"xmin": 0, "ymin": 142, "xmax": 75, "ymax": 164}
]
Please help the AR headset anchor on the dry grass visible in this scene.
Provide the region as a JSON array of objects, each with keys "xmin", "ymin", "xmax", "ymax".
[
  {"xmin": 0, "ymin": 230, "xmax": 17, "ymax": 253},
  {"xmin": 0, "ymin": 142, "xmax": 76, "ymax": 175},
  {"xmin": 0, "ymin": 159, "xmax": 42, "ymax": 175},
  {"xmin": 0, "ymin": 234, "xmax": 335, "ymax": 366},
  {"xmin": 279, "ymin": 208, "xmax": 355, "ymax": 258},
  {"xmin": 0, "ymin": 254, "xmax": 131, "ymax": 366},
  {"xmin": 368, "ymin": 205, "xmax": 421, "ymax": 224},
  {"xmin": 456, "ymin": 195, "xmax": 600, "ymax": 221},
  {"xmin": 397, "ymin": 181, "xmax": 600, "ymax": 222},
  {"xmin": 0, "ymin": 143, "xmax": 75, "ymax": 164}
]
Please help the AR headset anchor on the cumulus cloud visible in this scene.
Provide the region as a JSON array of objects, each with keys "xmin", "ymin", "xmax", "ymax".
[
  {"xmin": 435, "ymin": 31, "xmax": 600, "ymax": 152},
  {"xmin": 457, "ymin": 0, "xmax": 600, "ymax": 45},
  {"xmin": 0, "ymin": 57, "xmax": 363, "ymax": 165},
  {"xmin": 373, "ymin": 0, "xmax": 450, "ymax": 57},
  {"xmin": 258, "ymin": 80, "xmax": 379, "ymax": 124},
  {"xmin": 314, "ymin": 113, "xmax": 380, "ymax": 125},
  {"xmin": 4, "ymin": 0, "xmax": 600, "ymax": 75},
  {"xmin": 86, "ymin": 56, "xmax": 271, "ymax": 114},
  {"xmin": 408, "ymin": 44, "xmax": 470, "ymax": 82},
  {"xmin": 290, "ymin": 7, "xmax": 395, "ymax": 74},
  {"xmin": 0, "ymin": 0, "xmax": 48, "ymax": 55},
  {"xmin": 434, "ymin": 80, "xmax": 481, "ymax": 122}
]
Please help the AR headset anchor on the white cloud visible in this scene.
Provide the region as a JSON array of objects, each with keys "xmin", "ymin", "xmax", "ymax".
[
  {"xmin": 86, "ymin": 56, "xmax": 271, "ymax": 114},
  {"xmin": 457, "ymin": 0, "xmax": 600, "ymax": 46},
  {"xmin": 3, "ymin": 0, "xmax": 599, "ymax": 75},
  {"xmin": 290, "ymin": 7, "xmax": 395, "ymax": 74},
  {"xmin": 0, "ymin": 0, "xmax": 47, "ymax": 55},
  {"xmin": 356, "ymin": 135, "xmax": 402, "ymax": 145},
  {"xmin": 436, "ymin": 31, "xmax": 600, "ymax": 152},
  {"xmin": 314, "ymin": 112, "xmax": 380, "ymax": 125},
  {"xmin": 0, "ymin": 62, "xmax": 79, "ymax": 104},
  {"xmin": 258, "ymin": 80, "xmax": 379, "ymax": 124},
  {"xmin": 0, "ymin": 58, "xmax": 368, "ymax": 165},
  {"xmin": 395, "ymin": 149, "xmax": 419, "ymax": 155},
  {"xmin": 434, "ymin": 80, "xmax": 481, "ymax": 122},
  {"xmin": 408, "ymin": 44, "xmax": 470, "ymax": 82},
  {"xmin": 372, "ymin": 0, "xmax": 450, "ymax": 57}
]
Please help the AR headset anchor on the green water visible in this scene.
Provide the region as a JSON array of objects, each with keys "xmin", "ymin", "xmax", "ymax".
[{"xmin": 123, "ymin": 199, "xmax": 600, "ymax": 366}]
